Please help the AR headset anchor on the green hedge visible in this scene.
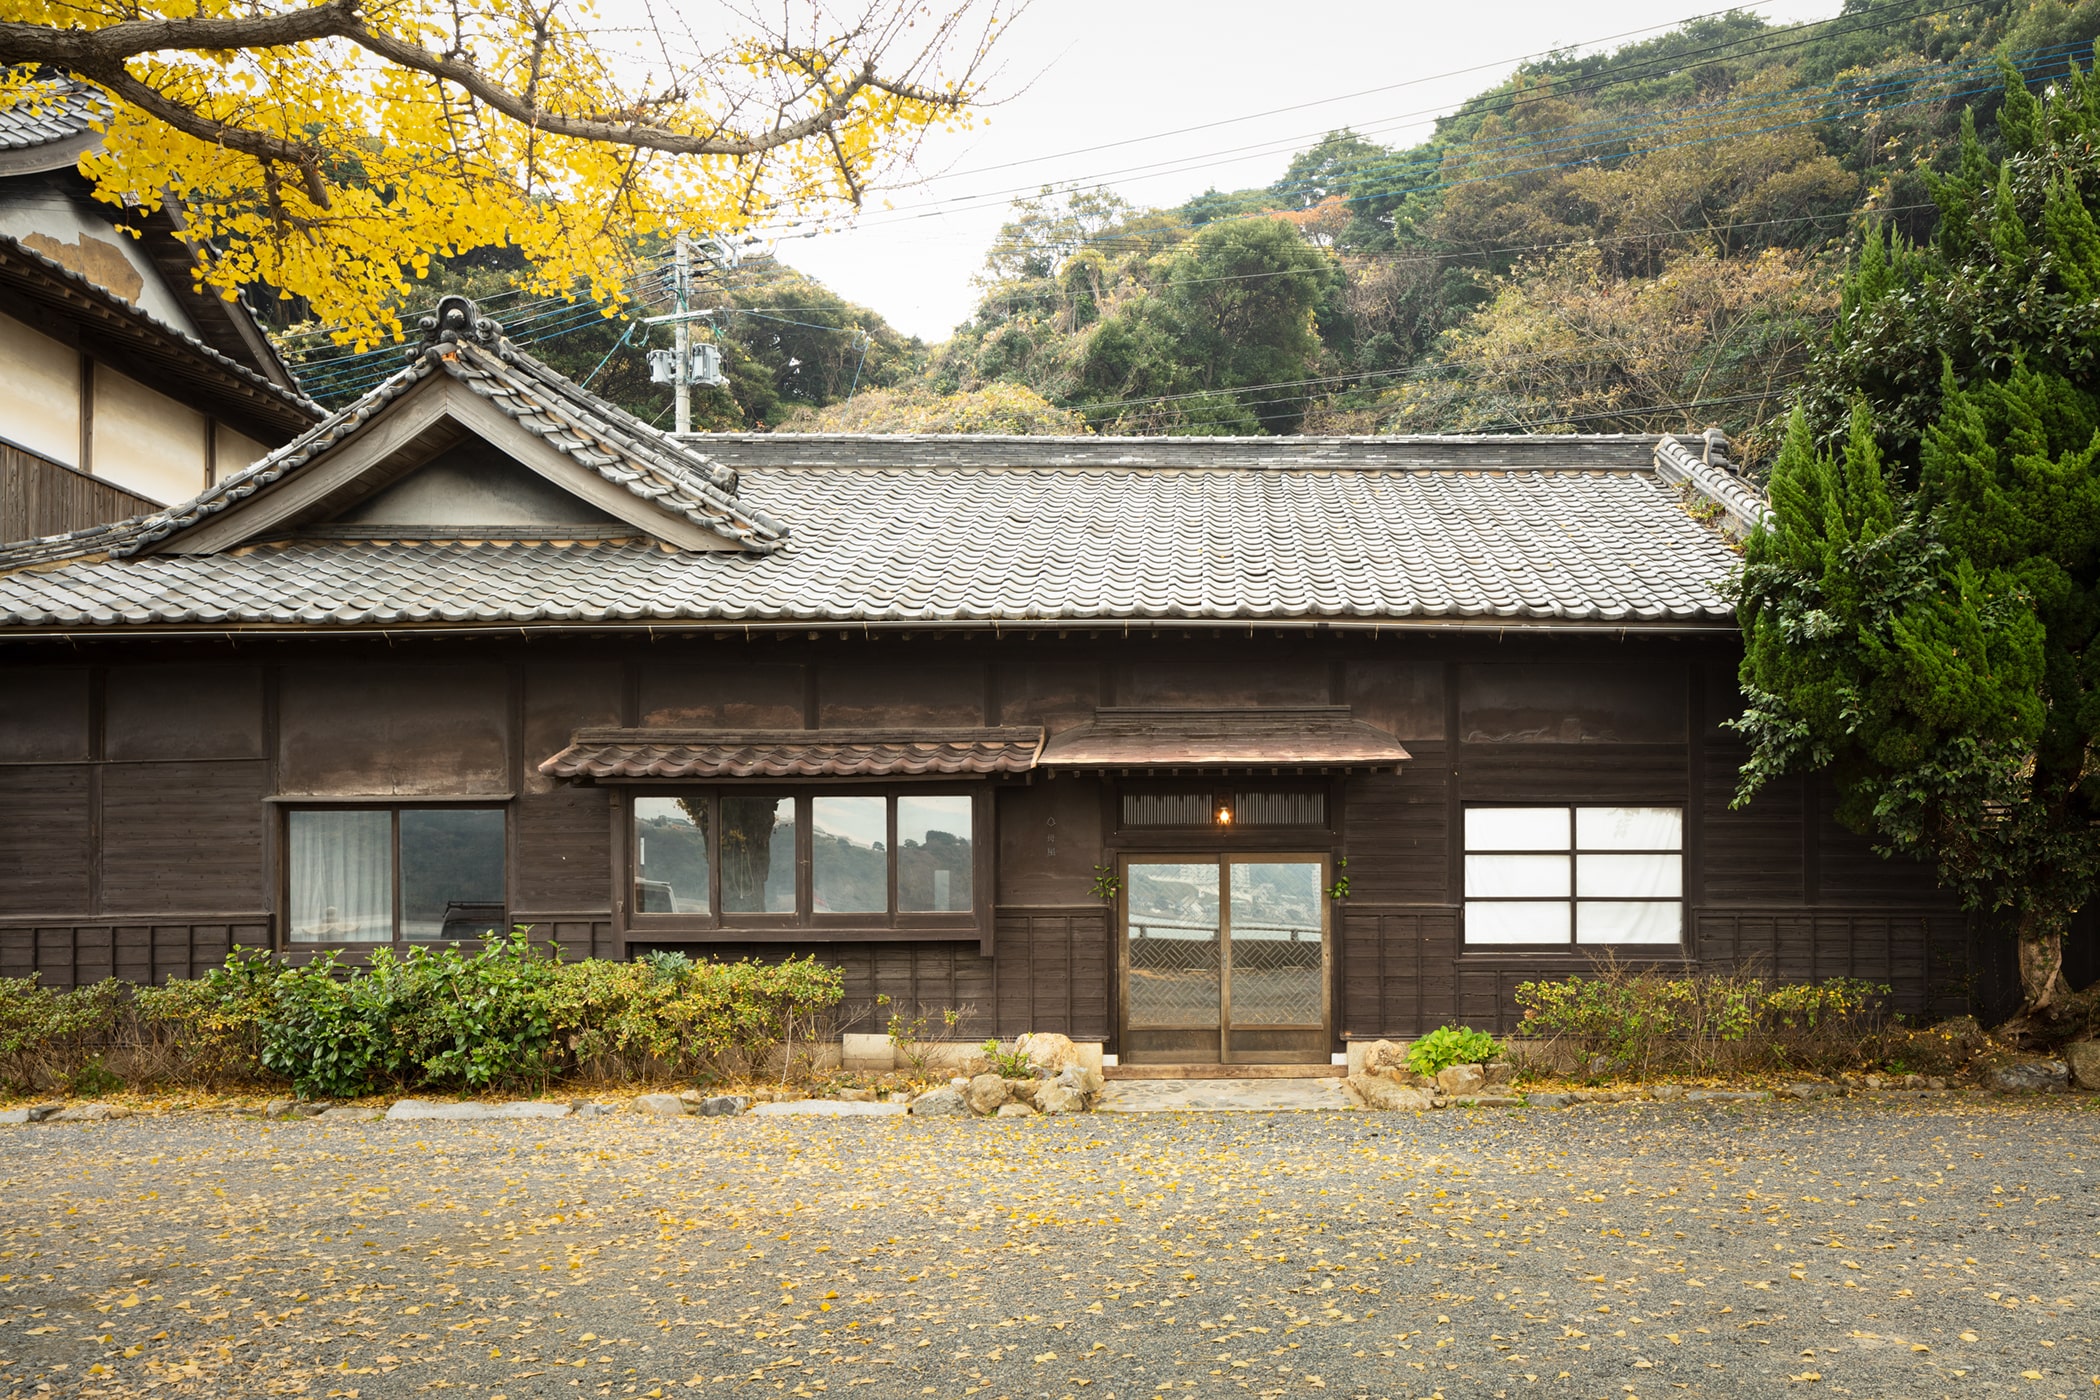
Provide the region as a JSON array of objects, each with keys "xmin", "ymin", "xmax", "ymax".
[{"xmin": 0, "ymin": 932, "xmax": 844, "ymax": 1099}]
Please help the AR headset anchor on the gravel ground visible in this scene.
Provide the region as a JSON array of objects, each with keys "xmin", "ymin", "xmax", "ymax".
[{"xmin": 3, "ymin": 1094, "xmax": 2097, "ymax": 1400}]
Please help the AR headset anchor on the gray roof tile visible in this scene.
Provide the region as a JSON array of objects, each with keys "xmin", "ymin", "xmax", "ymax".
[
  {"xmin": 0, "ymin": 79, "xmax": 108, "ymax": 152},
  {"xmin": 0, "ymin": 448, "xmax": 1746, "ymax": 631}
]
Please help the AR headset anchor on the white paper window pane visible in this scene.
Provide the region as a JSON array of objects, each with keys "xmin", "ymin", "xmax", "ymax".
[
  {"xmin": 1576, "ymin": 806, "xmax": 1683, "ymax": 851},
  {"xmin": 1576, "ymin": 852, "xmax": 1682, "ymax": 898},
  {"xmin": 288, "ymin": 809, "xmax": 392, "ymax": 942},
  {"xmin": 1464, "ymin": 853, "xmax": 1570, "ymax": 898},
  {"xmin": 1576, "ymin": 901, "xmax": 1683, "ymax": 944},
  {"xmin": 1464, "ymin": 901, "xmax": 1570, "ymax": 945},
  {"xmin": 1464, "ymin": 807, "xmax": 1570, "ymax": 851}
]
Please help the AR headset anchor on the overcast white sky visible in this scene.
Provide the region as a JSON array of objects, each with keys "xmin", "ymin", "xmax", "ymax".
[{"xmin": 760, "ymin": 0, "xmax": 1844, "ymax": 342}]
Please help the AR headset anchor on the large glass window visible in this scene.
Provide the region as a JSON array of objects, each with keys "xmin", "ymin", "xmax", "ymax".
[
  {"xmin": 630, "ymin": 790, "xmax": 980, "ymax": 927},
  {"xmin": 812, "ymin": 796, "xmax": 886, "ymax": 913},
  {"xmin": 289, "ymin": 806, "xmax": 506, "ymax": 944},
  {"xmin": 898, "ymin": 794, "xmax": 973, "ymax": 912},
  {"xmin": 633, "ymin": 797, "xmax": 709, "ymax": 914},
  {"xmin": 1463, "ymin": 806, "xmax": 1682, "ymax": 947},
  {"xmin": 722, "ymin": 797, "xmax": 796, "ymax": 913}
]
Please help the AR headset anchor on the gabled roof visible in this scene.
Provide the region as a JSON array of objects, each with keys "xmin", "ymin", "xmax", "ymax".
[
  {"xmin": 0, "ymin": 422, "xmax": 1755, "ymax": 634},
  {"xmin": 0, "ymin": 295, "xmax": 786, "ymax": 566}
]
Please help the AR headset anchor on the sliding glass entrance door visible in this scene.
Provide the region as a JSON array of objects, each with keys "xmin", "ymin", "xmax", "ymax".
[{"xmin": 1120, "ymin": 854, "xmax": 1329, "ymax": 1064}]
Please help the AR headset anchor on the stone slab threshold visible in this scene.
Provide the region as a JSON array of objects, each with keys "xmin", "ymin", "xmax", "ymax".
[
  {"xmin": 1095, "ymin": 1077, "xmax": 1354, "ymax": 1113},
  {"xmin": 1105, "ymin": 1063, "xmax": 1338, "ymax": 1080}
]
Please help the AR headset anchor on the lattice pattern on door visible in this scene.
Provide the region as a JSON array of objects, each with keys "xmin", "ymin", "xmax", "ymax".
[
  {"xmin": 1126, "ymin": 924, "xmax": 1219, "ymax": 1028},
  {"xmin": 1226, "ymin": 932, "xmax": 1323, "ymax": 1026}
]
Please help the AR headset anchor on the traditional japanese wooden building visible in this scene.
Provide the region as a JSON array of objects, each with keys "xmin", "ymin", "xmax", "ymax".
[{"xmin": 0, "ymin": 296, "xmax": 2016, "ymax": 1062}]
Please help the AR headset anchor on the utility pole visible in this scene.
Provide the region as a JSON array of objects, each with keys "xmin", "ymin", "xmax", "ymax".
[
  {"xmin": 673, "ymin": 233, "xmax": 691, "ymax": 436},
  {"xmin": 646, "ymin": 233, "xmax": 733, "ymax": 430}
]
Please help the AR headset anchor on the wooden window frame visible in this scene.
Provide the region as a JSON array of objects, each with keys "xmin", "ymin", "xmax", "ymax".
[
  {"xmin": 1460, "ymin": 803, "xmax": 1685, "ymax": 950},
  {"xmin": 279, "ymin": 801, "xmax": 509, "ymax": 951},
  {"xmin": 625, "ymin": 785, "xmax": 989, "ymax": 940}
]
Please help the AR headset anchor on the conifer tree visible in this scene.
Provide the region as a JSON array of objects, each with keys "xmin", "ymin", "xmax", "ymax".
[{"xmin": 1735, "ymin": 56, "xmax": 2100, "ymax": 1021}]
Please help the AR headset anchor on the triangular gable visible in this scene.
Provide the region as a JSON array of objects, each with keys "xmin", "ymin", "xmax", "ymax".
[{"xmin": 125, "ymin": 296, "xmax": 788, "ymax": 557}]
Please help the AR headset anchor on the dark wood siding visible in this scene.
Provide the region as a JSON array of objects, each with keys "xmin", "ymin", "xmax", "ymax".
[
  {"xmin": 1, "ymin": 441, "xmax": 158, "ymax": 542},
  {"xmin": 100, "ymin": 760, "xmax": 266, "ymax": 911},
  {"xmin": 0, "ymin": 916, "xmax": 271, "ymax": 988},
  {"xmin": 0, "ymin": 766, "xmax": 91, "ymax": 913},
  {"xmin": 991, "ymin": 905, "xmax": 1110, "ymax": 1039},
  {"xmin": 1341, "ymin": 752, "xmax": 1448, "ymax": 904}
]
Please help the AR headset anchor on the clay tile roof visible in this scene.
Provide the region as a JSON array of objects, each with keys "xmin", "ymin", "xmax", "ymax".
[
  {"xmin": 0, "ymin": 79, "xmax": 109, "ymax": 157},
  {"xmin": 0, "ymin": 431, "xmax": 1755, "ymax": 632},
  {"xmin": 539, "ymin": 727, "xmax": 1048, "ymax": 780},
  {"xmin": 1038, "ymin": 708, "xmax": 1409, "ymax": 772}
]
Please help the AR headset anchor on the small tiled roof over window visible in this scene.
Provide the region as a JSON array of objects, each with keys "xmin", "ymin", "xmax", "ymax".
[{"xmin": 540, "ymin": 728, "xmax": 1047, "ymax": 780}]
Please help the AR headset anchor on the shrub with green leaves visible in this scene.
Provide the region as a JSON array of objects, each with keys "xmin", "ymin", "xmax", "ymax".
[
  {"xmin": 1405, "ymin": 1025, "xmax": 1502, "ymax": 1077},
  {"xmin": 1514, "ymin": 967, "xmax": 1891, "ymax": 1078},
  {"xmin": 0, "ymin": 976, "xmax": 127, "ymax": 1093}
]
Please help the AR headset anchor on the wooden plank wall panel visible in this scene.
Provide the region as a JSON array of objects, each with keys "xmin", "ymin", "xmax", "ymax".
[
  {"xmin": 100, "ymin": 761, "xmax": 267, "ymax": 911},
  {"xmin": 1701, "ymin": 745, "xmax": 1804, "ymax": 905},
  {"xmin": 519, "ymin": 918, "xmax": 619, "ymax": 962},
  {"xmin": 0, "ymin": 442, "xmax": 158, "ymax": 542},
  {"xmin": 1694, "ymin": 909, "xmax": 1973, "ymax": 1018},
  {"xmin": 1458, "ymin": 745, "xmax": 1687, "ymax": 802},
  {"xmin": 1344, "ymin": 749, "xmax": 1449, "ymax": 903},
  {"xmin": 0, "ymin": 767, "xmax": 91, "ymax": 914},
  {"xmin": 515, "ymin": 790, "xmax": 614, "ymax": 914},
  {"xmin": 1813, "ymin": 780, "xmax": 1951, "ymax": 905},
  {"xmin": 991, "ymin": 906, "xmax": 1110, "ymax": 1040},
  {"xmin": 1337, "ymin": 906, "xmax": 1461, "ymax": 1039},
  {"xmin": 0, "ymin": 919, "xmax": 269, "ymax": 987}
]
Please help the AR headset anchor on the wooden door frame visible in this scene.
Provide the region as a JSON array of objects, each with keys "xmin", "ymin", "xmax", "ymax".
[{"xmin": 1116, "ymin": 851, "xmax": 1332, "ymax": 1065}]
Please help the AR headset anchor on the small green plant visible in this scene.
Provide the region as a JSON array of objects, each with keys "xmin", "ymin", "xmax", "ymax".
[
  {"xmin": 1090, "ymin": 864, "xmax": 1122, "ymax": 902},
  {"xmin": 981, "ymin": 1038, "xmax": 1033, "ymax": 1077},
  {"xmin": 880, "ymin": 996, "xmax": 968, "ymax": 1075},
  {"xmin": 1327, "ymin": 857, "xmax": 1350, "ymax": 901},
  {"xmin": 67, "ymin": 1055, "xmax": 123, "ymax": 1098},
  {"xmin": 1406, "ymin": 1025, "xmax": 1502, "ymax": 1078}
]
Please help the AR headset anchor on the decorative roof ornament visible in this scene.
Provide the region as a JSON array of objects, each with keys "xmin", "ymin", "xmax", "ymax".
[{"xmin": 412, "ymin": 294, "xmax": 502, "ymax": 357}]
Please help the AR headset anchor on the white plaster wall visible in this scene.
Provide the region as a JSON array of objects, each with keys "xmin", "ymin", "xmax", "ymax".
[
  {"xmin": 93, "ymin": 362, "xmax": 207, "ymax": 506},
  {"xmin": 0, "ymin": 309, "xmax": 80, "ymax": 467},
  {"xmin": 214, "ymin": 424, "xmax": 267, "ymax": 483},
  {"xmin": 0, "ymin": 190, "xmax": 203, "ymax": 334}
]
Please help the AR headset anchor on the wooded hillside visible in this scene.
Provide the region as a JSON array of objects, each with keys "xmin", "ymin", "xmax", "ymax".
[
  {"xmin": 837, "ymin": 0, "xmax": 2100, "ymax": 461},
  {"xmin": 278, "ymin": 0, "xmax": 2100, "ymax": 461}
]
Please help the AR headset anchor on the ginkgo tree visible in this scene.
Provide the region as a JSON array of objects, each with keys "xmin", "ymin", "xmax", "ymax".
[{"xmin": 0, "ymin": 0, "xmax": 1013, "ymax": 346}]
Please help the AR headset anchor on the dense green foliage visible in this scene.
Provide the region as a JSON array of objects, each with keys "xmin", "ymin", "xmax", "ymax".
[
  {"xmin": 916, "ymin": 1, "xmax": 2100, "ymax": 445},
  {"xmin": 0, "ymin": 938, "xmax": 846, "ymax": 1099},
  {"xmin": 1404, "ymin": 1026, "xmax": 1503, "ymax": 1077},
  {"xmin": 1735, "ymin": 56, "xmax": 2100, "ymax": 1014},
  {"xmin": 267, "ymin": 1, "xmax": 2100, "ymax": 447},
  {"xmin": 1514, "ymin": 969, "xmax": 1890, "ymax": 1077}
]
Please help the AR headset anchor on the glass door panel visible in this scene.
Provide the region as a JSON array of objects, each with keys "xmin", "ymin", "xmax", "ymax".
[
  {"xmin": 1125, "ymin": 861, "xmax": 1221, "ymax": 1029},
  {"xmin": 1226, "ymin": 859, "xmax": 1325, "ymax": 1028}
]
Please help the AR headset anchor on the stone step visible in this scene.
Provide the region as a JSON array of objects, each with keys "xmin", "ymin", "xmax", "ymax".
[{"xmin": 1104, "ymin": 1063, "xmax": 1337, "ymax": 1080}]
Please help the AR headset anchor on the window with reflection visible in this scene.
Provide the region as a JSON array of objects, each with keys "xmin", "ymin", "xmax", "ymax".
[
  {"xmin": 629, "ymin": 790, "xmax": 980, "ymax": 927},
  {"xmin": 289, "ymin": 806, "xmax": 506, "ymax": 945}
]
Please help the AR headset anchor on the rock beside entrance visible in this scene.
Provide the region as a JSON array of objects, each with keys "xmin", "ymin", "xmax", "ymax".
[
  {"xmin": 2065, "ymin": 1041, "xmax": 2100, "ymax": 1091},
  {"xmin": 1985, "ymin": 1060, "xmax": 2069, "ymax": 1093},
  {"xmin": 1344, "ymin": 1073, "xmax": 1432, "ymax": 1111},
  {"xmin": 908, "ymin": 1087, "xmax": 970, "ymax": 1116},
  {"xmin": 1015, "ymin": 1032, "xmax": 1079, "ymax": 1074}
]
